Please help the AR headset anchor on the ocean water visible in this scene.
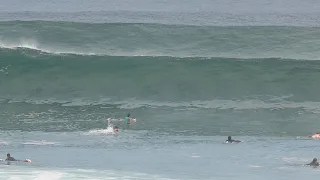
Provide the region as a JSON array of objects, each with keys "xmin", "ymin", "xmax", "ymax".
[{"xmin": 1, "ymin": 0, "xmax": 320, "ymax": 179}]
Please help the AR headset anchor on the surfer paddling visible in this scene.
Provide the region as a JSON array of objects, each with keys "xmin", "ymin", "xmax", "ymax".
[
  {"xmin": 306, "ymin": 158, "xmax": 319, "ymax": 167},
  {"xmin": 123, "ymin": 113, "xmax": 136, "ymax": 124},
  {"xmin": 105, "ymin": 119, "xmax": 120, "ymax": 134},
  {"xmin": 5, "ymin": 153, "xmax": 17, "ymax": 161},
  {"xmin": 4, "ymin": 153, "xmax": 31, "ymax": 163},
  {"xmin": 225, "ymin": 136, "xmax": 241, "ymax": 143}
]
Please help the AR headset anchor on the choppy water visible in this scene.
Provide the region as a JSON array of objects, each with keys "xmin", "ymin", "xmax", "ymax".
[{"xmin": 1, "ymin": 0, "xmax": 320, "ymax": 179}]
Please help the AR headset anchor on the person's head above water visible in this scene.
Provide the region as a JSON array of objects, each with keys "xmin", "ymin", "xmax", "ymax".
[
  {"xmin": 6, "ymin": 153, "xmax": 16, "ymax": 161},
  {"xmin": 127, "ymin": 113, "xmax": 130, "ymax": 117},
  {"xmin": 312, "ymin": 158, "xmax": 318, "ymax": 163},
  {"xmin": 307, "ymin": 158, "xmax": 319, "ymax": 166},
  {"xmin": 226, "ymin": 136, "xmax": 241, "ymax": 143},
  {"xmin": 114, "ymin": 126, "xmax": 119, "ymax": 132}
]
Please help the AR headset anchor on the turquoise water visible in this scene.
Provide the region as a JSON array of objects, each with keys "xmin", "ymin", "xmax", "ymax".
[{"xmin": 1, "ymin": 0, "xmax": 320, "ymax": 179}]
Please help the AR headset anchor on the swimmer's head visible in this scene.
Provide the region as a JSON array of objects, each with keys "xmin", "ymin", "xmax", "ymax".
[
  {"xmin": 228, "ymin": 136, "xmax": 232, "ymax": 141},
  {"xmin": 7, "ymin": 153, "xmax": 10, "ymax": 157},
  {"xmin": 127, "ymin": 113, "xmax": 130, "ymax": 117},
  {"xmin": 313, "ymin": 158, "xmax": 318, "ymax": 163},
  {"xmin": 114, "ymin": 126, "xmax": 119, "ymax": 132}
]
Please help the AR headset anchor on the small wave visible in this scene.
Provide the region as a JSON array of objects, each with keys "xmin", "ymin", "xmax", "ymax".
[
  {"xmin": 3, "ymin": 97, "xmax": 320, "ymax": 113},
  {"xmin": 0, "ymin": 43, "xmax": 206, "ymax": 59},
  {"xmin": 1, "ymin": 21, "xmax": 320, "ymax": 60},
  {"xmin": 23, "ymin": 140, "xmax": 57, "ymax": 145},
  {"xmin": 0, "ymin": 38, "xmax": 185, "ymax": 58},
  {"xmin": 0, "ymin": 44, "xmax": 317, "ymax": 60},
  {"xmin": 105, "ymin": 99, "xmax": 320, "ymax": 113}
]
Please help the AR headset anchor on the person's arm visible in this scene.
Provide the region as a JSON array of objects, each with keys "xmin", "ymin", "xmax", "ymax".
[
  {"xmin": 305, "ymin": 161, "xmax": 313, "ymax": 166},
  {"xmin": 6, "ymin": 157, "xmax": 17, "ymax": 161}
]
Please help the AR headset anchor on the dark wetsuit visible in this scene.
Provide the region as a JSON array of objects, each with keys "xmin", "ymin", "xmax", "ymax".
[
  {"xmin": 6, "ymin": 157, "xmax": 17, "ymax": 161},
  {"xmin": 226, "ymin": 136, "xmax": 241, "ymax": 143},
  {"xmin": 306, "ymin": 159, "xmax": 319, "ymax": 166}
]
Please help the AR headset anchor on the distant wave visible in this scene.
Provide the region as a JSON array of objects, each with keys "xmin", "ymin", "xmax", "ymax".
[
  {"xmin": 2, "ymin": 97, "xmax": 320, "ymax": 113},
  {"xmin": 1, "ymin": 21, "xmax": 320, "ymax": 59},
  {"xmin": 0, "ymin": 39, "xmax": 102, "ymax": 56},
  {"xmin": 0, "ymin": 45, "xmax": 301, "ymax": 60}
]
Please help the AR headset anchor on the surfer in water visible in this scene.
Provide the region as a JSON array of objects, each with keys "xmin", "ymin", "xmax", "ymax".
[
  {"xmin": 106, "ymin": 119, "xmax": 119, "ymax": 134},
  {"xmin": 225, "ymin": 136, "xmax": 241, "ymax": 143},
  {"xmin": 5, "ymin": 153, "xmax": 17, "ymax": 161},
  {"xmin": 124, "ymin": 113, "xmax": 131, "ymax": 124},
  {"xmin": 106, "ymin": 113, "xmax": 136, "ymax": 124},
  {"xmin": 124, "ymin": 113, "xmax": 136, "ymax": 124},
  {"xmin": 113, "ymin": 126, "xmax": 119, "ymax": 132},
  {"xmin": 309, "ymin": 132, "xmax": 320, "ymax": 139},
  {"xmin": 306, "ymin": 158, "xmax": 319, "ymax": 167},
  {"xmin": 4, "ymin": 153, "xmax": 31, "ymax": 163}
]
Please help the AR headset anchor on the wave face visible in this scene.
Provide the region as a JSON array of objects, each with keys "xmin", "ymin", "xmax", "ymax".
[
  {"xmin": 1, "ymin": 48, "xmax": 320, "ymax": 102},
  {"xmin": 1, "ymin": 21, "xmax": 320, "ymax": 135}
]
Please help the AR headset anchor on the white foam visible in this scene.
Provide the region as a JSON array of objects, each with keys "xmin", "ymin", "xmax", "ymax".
[
  {"xmin": 0, "ymin": 140, "xmax": 9, "ymax": 145},
  {"xmin": 23, "ymin": 140, "xmax": 57, "ymax": 145},
  {"xmin": 0, "ymin": 168, "xmax": 178, "ymax": 180},
  {"xmin": 34, "ymin": 171, "xmax": 63, "ymax": 180},
  {"xmin": 0, "ymin": 170, "xmax": 63, "ymax": 180},
  {"xmin": 86, "ymin": 126, "xmax": 116, "ymax": 135},
  {"xmin": 0, "ymin": 39, "xmax": 98, "ymax": 56},
  {"xmin": 0, "ymin": 38, "xmax": 40, "ymax": 51}
]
